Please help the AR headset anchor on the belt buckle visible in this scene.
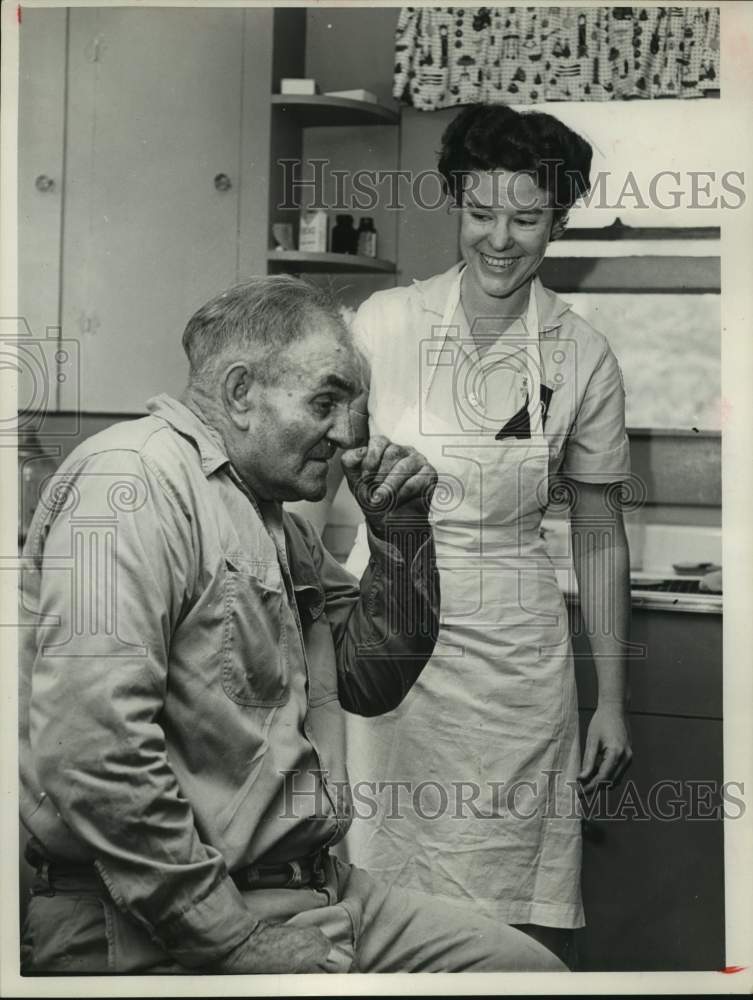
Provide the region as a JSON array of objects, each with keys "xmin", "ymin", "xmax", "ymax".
[
  {"xmin": 34, "ymin": 859, "xmax": 56, "ymax": 897},
  {"xmin": 284, "ymin": 860, "xmax": 303, "ymax": 888},
  {"xmin": 310, "ymin": 851, "xmax": 327, "ymax": 890}
]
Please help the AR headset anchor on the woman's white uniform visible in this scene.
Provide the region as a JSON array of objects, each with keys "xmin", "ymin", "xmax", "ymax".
[{"xmin": 341, "ymin": 265, "xmax": 630, "ymax": 928}]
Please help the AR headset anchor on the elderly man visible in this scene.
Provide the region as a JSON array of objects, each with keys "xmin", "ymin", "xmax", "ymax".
[{"xmin": 19, "ymin": 276, "xmax": 564, "ymax": 975}]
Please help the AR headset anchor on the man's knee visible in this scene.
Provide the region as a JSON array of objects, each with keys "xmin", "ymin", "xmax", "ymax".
[{"xmin": 482, "ymin": 921, "xmax": 568, "ymax": 972}]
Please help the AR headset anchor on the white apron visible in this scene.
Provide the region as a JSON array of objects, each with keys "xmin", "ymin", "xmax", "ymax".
[{"xmin": 342, "ymin": 271, "xmax": 584, "ymax": 929}]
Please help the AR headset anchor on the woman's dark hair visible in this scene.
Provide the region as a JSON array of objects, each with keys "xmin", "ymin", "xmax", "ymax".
[{"xmin": 437, "ymin": 104, "xmax": 592, "ymax": 224}]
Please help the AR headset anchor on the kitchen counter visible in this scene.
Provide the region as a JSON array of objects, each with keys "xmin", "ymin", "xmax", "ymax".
[
  {"xmin": 546, "ymin": 519, "xmax": 723, "ymax": 615},
  {"xmin": 556, "ymin": 568, "xmax": 722, "ymax": 615},
  {"xmin": 626, "ymin": 588, "xmax": 721, "ymax": 615}
]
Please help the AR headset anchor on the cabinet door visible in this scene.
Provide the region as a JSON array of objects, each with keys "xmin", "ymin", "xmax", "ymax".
[
  {"xmin": 572, "ymin": 605, "xmax": 723, "ymax": 719},
  {"xmin": 18, "ymin": 8, "xmax": 67, "ymax": 415},
  {"xmin": 61, "ymin": 8, "xmax": 246, "ymax": 412},
  {"xmin": 577, "ymin": 712, "xmax": 725, "ymax": 971}
]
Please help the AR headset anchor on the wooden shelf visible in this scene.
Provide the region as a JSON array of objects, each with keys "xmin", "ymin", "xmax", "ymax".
[
  {"xmin": 271, "ymin": 94, "xmax": 399, "ymax": 127},
  {"xmin": 539, "ymin": 255, "xmax": 720, "ymax": 293},
  {"xmin": 560, "ymin": 218, "xmax": 720, "ymax": 241},
  {"xmin": 267, "ymin": 251, "xmax": 396, "ymax": 274}
]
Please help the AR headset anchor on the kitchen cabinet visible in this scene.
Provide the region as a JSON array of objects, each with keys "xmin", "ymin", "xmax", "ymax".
[
  {"xmin": 571, "ymin": 604, "xmax": 725, "ymax": 971},
  {"xmin": 60, "ymin": 7, "xmax": 272, "ymax": 412},
  {"xmin": 267, "ymin": 96, "xmax": 400, "ymax": 304},
  {"xmin": 19, "ymin": 8, "xmax": 400, "ymax": 415},
  {"xmin": 19, "ymin": 7, "xmax": 277, "ymax": 414},
  {"xmin": 17, "ymin": 8, "xmax": 67, "ymax": 414}
]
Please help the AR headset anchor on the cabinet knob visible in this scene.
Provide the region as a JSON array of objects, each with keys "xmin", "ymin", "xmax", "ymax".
[
  {"xmin": 213, "ymin": 173, "xmax": 232, "ymax": 192},
  {"xmin": 35, "ymin": 175, "xmax": 55, "ymax": 193}
]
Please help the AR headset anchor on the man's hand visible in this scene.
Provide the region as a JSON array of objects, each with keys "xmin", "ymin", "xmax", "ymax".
[
  {"xmin": 341, "ymin": 435, "xmax": 436, "ymax": 539},
  {"xmin": 214, "ymin": 920, "xmax": 343, "ymax": 974},
  {"xmin": 578, "ymin": 704, "xmax": 633, "ymax": 794}
]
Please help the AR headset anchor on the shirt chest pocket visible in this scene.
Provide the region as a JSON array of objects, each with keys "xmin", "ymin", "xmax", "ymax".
[{"xmin": 222, "ymin": 553, "xmax": 288, "ymax": 707}]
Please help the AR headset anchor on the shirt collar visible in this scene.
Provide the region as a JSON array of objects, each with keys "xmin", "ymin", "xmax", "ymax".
[
  {"xmin": 532, "ymin": 275, "xmax": 572, "ymax": 335},
  {"xmin": 413, "ymin": 264, "xmax": 571, "ymax": 334},
  {"xmin": 146, "ymin": 393, "xmax": 229, "ymax": 477}
]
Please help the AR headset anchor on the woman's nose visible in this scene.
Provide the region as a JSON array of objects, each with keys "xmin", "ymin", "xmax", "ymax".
[{"xmin": 488, "ymin": 218, "xmax": 513, "ymax": 251}]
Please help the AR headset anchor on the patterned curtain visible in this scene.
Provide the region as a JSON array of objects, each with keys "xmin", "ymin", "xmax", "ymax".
[{"xmin": 393, "ymin": 7, "xmax": 720, "ymax": 110}]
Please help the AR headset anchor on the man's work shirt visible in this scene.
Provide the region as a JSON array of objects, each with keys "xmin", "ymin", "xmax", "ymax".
[{"xmin": 18, "ymin": 394, "xmax": 438, "ymax": 967}]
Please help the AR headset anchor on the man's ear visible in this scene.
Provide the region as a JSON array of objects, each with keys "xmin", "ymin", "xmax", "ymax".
[{"xmin": 222, "ymin": 362, "xmax": 256, "ymax": 430}]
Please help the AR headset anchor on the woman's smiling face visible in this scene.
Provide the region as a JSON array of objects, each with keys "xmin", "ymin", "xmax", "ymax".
[{"xmin": 459, "ymin": 170, "xmax": 559, "ymax": 305}]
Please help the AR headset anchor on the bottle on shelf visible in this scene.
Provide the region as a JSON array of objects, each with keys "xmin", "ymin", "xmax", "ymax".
[
  {"xmin": 330, "ymin": 214, "xmax": 358, "ymax": 255},
  {"xmin": 356, "ymin": 217, "xmax": 377, "ymax": 258}
]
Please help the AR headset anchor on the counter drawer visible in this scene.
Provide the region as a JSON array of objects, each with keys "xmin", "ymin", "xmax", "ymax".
[{"xmin": 570, "ymin": 605, "xmax": 722, "ymax": 719}]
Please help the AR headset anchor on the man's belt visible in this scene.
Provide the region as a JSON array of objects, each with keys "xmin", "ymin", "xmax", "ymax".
[
  {"xmin": 231, "ymin": 851, "xmax": 328, "ymax": 891},
  {"xmin": 25, "ymin": 839, "xmax": 328, "ymax": 894},
  {"xmin": 24, "ymin": 840, "xmax": 103, "ymax": 893}
]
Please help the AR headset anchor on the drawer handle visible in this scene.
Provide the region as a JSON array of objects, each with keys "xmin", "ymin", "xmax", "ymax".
[
  {"xmin": 214, "ymin": 173, "xmax": 232, "ymax": 192},
  {"xmin": 35, "ymin": 174, "xmax": 55, "ymax": 193}
]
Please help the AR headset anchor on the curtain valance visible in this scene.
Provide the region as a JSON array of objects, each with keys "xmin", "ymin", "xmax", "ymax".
[{"xmin": 393, "ymin": 7, "xmax": 720, "ymax": 109}]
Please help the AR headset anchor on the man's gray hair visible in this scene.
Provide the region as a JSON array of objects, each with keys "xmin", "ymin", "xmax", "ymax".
[{"xmin": 182, "ymin": 275, "xmax": 347, "ymax": 386}]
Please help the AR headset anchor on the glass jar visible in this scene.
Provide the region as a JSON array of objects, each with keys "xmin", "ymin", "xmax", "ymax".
[{"xmin": 356, "ymin": 217, "xmax": 377, "ymax": 258}]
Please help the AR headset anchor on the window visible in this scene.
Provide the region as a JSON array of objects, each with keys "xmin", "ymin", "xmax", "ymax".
[{"xmin": 562, "ymin": 293, "xmax": 720, "ymax": 431}]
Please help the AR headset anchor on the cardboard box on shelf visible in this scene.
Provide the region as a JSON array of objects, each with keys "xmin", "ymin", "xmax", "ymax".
[
  {"xmin": 280, "ymin": 78, "xmax": 319, "ymax": 96},
  {"xmin": 298, "ymin": 210, "xmax": 328, "ymax": 253}
]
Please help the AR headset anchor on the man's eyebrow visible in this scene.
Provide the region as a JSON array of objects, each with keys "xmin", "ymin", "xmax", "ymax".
[{"xmin": 315, "ymin": 374, "xmax": 359, "ymax": 395}]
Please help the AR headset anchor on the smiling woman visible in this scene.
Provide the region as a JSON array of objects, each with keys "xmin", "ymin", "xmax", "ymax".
[
  {"xmin": 458, "ymin": 170, "xmax": 558, "ymax": 325},
  {"xmin": 341, "ymin": 102, "xmax": 632, "ymax": 968}
]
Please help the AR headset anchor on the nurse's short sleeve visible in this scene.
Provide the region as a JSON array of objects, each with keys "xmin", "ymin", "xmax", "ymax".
[{"xmin": 560, "ymin": 343, "xmax": 631, "ymax": 483}]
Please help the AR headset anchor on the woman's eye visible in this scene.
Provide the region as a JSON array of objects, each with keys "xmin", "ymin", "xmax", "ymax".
[
  {"xmin": 515, "ymin": 217, "xmax": 538, "ymax": 227},
  {"xmin": 470, "ymin": 212, "xmax": 492, "ymax": 222}
]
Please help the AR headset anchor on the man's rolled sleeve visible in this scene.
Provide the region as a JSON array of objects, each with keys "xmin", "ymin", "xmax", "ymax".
[
  {"xmin": 560, "ymin": 343, "xmax": 631, "ymax": 484},
  {"xmin": 28, "ymin": 449, "xmax": 258, "ymax": 967},
  {"xmin": 133, "ymin": 873, "xmax": 260, "ymax": 968},
  {"xmin": 301, "ymin": 517, "xmax": 439, "ymax": 717}
]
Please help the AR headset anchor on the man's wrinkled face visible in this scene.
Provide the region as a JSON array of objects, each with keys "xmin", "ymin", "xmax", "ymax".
[{"xmin": 242, "ymin": 317, "xmax": 364, "ymax": 502}]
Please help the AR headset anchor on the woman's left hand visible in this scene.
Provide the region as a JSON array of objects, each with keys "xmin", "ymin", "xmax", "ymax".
[{"xmin": 578, "ymin": 705, "xmax": 633, "ymax": 794}]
